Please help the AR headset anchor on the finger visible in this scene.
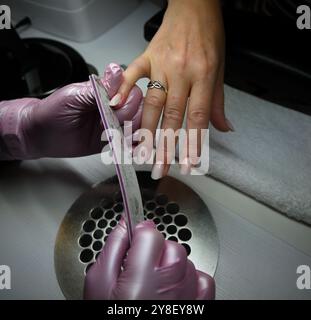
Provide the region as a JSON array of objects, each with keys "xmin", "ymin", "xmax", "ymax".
[
  {"xmin": 153, "ymin": 80, "xmax": 189, "ymax": 179},
  {"xmin": 142, "ymin": 76, "xmax": 167, "ymax": 137},
  {"xmin": 112, "ymin": 56, "xmax": 150, "ymax": 108},
  {"xmin": 84, "ymin": 218, "xmax": 129, "ymax": 299},
  {"xmin": 123, "ymin": 100, "xmax": 143, "ymax": 142},
  {"xmin": 76, "ymin": 63, "xmax": 122, "ymax": 112},
  {"xmin": 141, "ymin": 73, "xmax": 168, "ymax": 168},
  {"xmin": 209, "ymin": 65, "xmax": 233, "ymax": 132},
  {"xmin": 196, "ymin": 271, "xmax": 216, "ymax": 300},
  {"xmin": 122, "ymin": 221, "xmax": 165, "ymax": 276},
  {"xmin": 184, "ymin": 78, "xmax": 216, "ymax": 168},
  {"xmin": 159, "ymin": 240, "xmax": 187, "ymax": 266},
  {"xmin": 123, "ymin": 101, "xmax": 143, "ymax": 153},
  {"xmin": 156, "ymin": 240, "xmax": 188, "ymax": 289},
  {"xmin": 180, "ymin": 260, "xmax": 200, "ymax": 299},
  {"xmin": 157, "ymin": 258, "xmax": 198, "ymax": 299},
  {"xmin": 130, "ymin": 99, "xmax": 143, "ymax": 132},
  {"xmin": 101, "ymin": 63, "xmax": 123, "ymax": 98},
  {"xmin": 114, "ymin": 85, "xmax": 143, "ymax": 124}
]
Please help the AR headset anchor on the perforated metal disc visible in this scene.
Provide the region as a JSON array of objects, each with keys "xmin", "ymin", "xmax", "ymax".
[{"xmin": 54, "ymin": 171, "xmax": 219, "ymax": 299}]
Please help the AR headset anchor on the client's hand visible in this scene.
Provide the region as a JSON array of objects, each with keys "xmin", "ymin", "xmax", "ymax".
[{"xmin": 84, "ymin": 218, "xmax": 215, "ymax": 300}]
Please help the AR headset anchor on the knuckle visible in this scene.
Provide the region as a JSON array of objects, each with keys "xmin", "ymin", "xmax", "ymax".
[
  {"xmin": 193, "ymin": 53, "xmax": 219, "ymax": 76},
  {"xmin": 61, "ymin": 83, "xmax": 86, "ymax": 100},
  {"xmin": 144, "ymin": 94, "xmax": 164, "ymax": 109},
  {"xmin": 130, "ymin": 56, "xmax": 147, "ymax": 73},
  {"xmin": 163, "ymin": 104, "xmax": 184, "ymax": 122},
  {"xmin": 171, "ymin": 53, "xmax": 187, "ymax": 70},
  {"xmin": 207, "ymin": 50, "xmax": 220, "ymax": 69},
  {"xmin": 188, "ymin": 107, "xmax": 208, "ymax": 125}
]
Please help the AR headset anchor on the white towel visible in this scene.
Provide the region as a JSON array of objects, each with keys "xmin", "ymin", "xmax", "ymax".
[{"xmin": 208, "ymin": 85, "xmax": 311, "ymax": 225}]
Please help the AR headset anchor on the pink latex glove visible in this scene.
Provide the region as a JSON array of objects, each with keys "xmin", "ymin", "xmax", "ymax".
[
  {"xmin": 0, "ymin": 63, "xmax": 143, "ymax": 160},
  {"xmin": 84, "ymin": 219, "xmax": 215, "ymax": 300}
]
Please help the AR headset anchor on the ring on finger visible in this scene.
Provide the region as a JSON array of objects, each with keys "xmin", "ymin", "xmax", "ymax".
[{"xmin": 147, "ymin": 80, "xmax": 168, "ymax": 94}]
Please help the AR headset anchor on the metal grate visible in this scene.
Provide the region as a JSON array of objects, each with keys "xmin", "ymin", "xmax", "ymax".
[
  {"xmin": 55, "ymin": 171, "xmax": 219, "ymax": 299},
  {"xmin": 78, "ymin": 191, "xmax": 194, "ymax": 275}
]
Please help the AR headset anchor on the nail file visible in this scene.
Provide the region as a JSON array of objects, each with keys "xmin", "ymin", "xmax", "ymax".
[{"xmin": 90, "ymin": 75, "xmax": 144, "ymax": 243}]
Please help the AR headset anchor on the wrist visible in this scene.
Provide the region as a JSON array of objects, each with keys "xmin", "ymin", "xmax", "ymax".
[
  {"xmin": 167, "ymin": 0, "xmax": 217, "ymax": 10},
  {"xmin": 166, "ymin": 0, "xmax": 221, "ymax": 18},
  {"xmin": 0, "ymin": 99, "xmax": 40, "ymax": 160}
]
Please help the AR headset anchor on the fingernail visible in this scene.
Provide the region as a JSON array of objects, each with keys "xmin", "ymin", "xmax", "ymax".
[
  {"xmin": 226, "ymin": 118, "xmax": 235, "ymax": 132},
  {"xmin": 133, "ymin": 144, "xmax": 151, "ymax": 164},
  {"xmin": 139, "ymin": 220, "xmax": 155, "ymax": 228},
  {"xmin": 151, "ymin": 161, "xmax": 164, "ymax": 180},
  {"xmin": 180, "ymin": 158, "xmax": 191, "ymax": 175},
  {"xmin": 110, "ymin": 93, "xmax": 122, "ymax": 107}
]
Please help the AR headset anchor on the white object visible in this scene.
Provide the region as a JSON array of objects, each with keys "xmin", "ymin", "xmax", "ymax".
[
  {"xmin": 208, "ymin": 87, "xmax": 311, "ymax": 225},
  {"xmin": 7, "ymin": 0, "xmax": 141, "ymax": 42}
]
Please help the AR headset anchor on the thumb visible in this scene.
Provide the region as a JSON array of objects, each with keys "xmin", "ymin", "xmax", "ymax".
[
  {"xmin": 101, "ymin": 63, "xmax": 124, "ymax": 98},
  {"xmin": 84, "ymin": 218, "xmax": 129, "ymax": 299}
]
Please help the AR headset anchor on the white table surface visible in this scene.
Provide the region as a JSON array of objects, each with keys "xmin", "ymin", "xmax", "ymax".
[{"xmin": 1, "ymin": 0, "xmax": 311, "ymax": 300}]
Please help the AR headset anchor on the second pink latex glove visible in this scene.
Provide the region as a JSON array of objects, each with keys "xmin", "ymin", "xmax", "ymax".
[
  {"xmin": 0, "ymin": 63, "xmax": 143, "ymax": 160},
  {"xmin": 84, "ymin": 219, "xmax": 215, "ymax": 300}
]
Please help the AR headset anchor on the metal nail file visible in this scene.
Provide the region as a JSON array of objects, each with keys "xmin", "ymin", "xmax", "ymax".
[{"xmin": 90, "ymin": 75, "xmax": 144, "ymax": 243}]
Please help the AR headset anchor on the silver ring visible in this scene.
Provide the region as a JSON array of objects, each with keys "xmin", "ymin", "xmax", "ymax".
[{"xmin": 147, "ymin": 80, "xmax": 168, "ymax": 94}]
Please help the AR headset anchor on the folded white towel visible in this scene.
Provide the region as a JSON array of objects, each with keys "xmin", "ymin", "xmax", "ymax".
[{"xmin": 208, "ymin": 85, "xmax": 311, "ymax": 225}]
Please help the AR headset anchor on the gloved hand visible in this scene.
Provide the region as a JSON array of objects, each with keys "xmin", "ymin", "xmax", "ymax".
[
  {"xmin": 0, "ymin": 63, "xmax": 143, "ymax": 160},
  {"xmin": 84, "ymin": 219, "xmax": 215, "ymax": 300}
]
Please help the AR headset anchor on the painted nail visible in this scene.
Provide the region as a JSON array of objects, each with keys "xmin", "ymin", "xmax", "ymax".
[
  {"xmin": 151, "ymin": 161, "xmax": 164, "ymax": 180},
  {"xmin": 143, "ymin": 145, "xmax": 153, "ymax": 164},
  {"xmin": 133, "ymin": 144, "xmax": 150, "ymax": 165},
  {"xmin": 110, "ymin": 93, "xmax": 122, "ymax": 107},
  {"xmin": 180, "ymin": 158, "xmax": 191, "ymax": 175},
  {"xmin": 226, "ymin": 118, "xmax": 235, "ymax": 132}
]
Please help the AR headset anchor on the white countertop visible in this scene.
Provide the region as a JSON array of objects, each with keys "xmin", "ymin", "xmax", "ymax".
[{"xmin": 1, "ymin": 0, "xmax": 311, "ymax": 300}]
